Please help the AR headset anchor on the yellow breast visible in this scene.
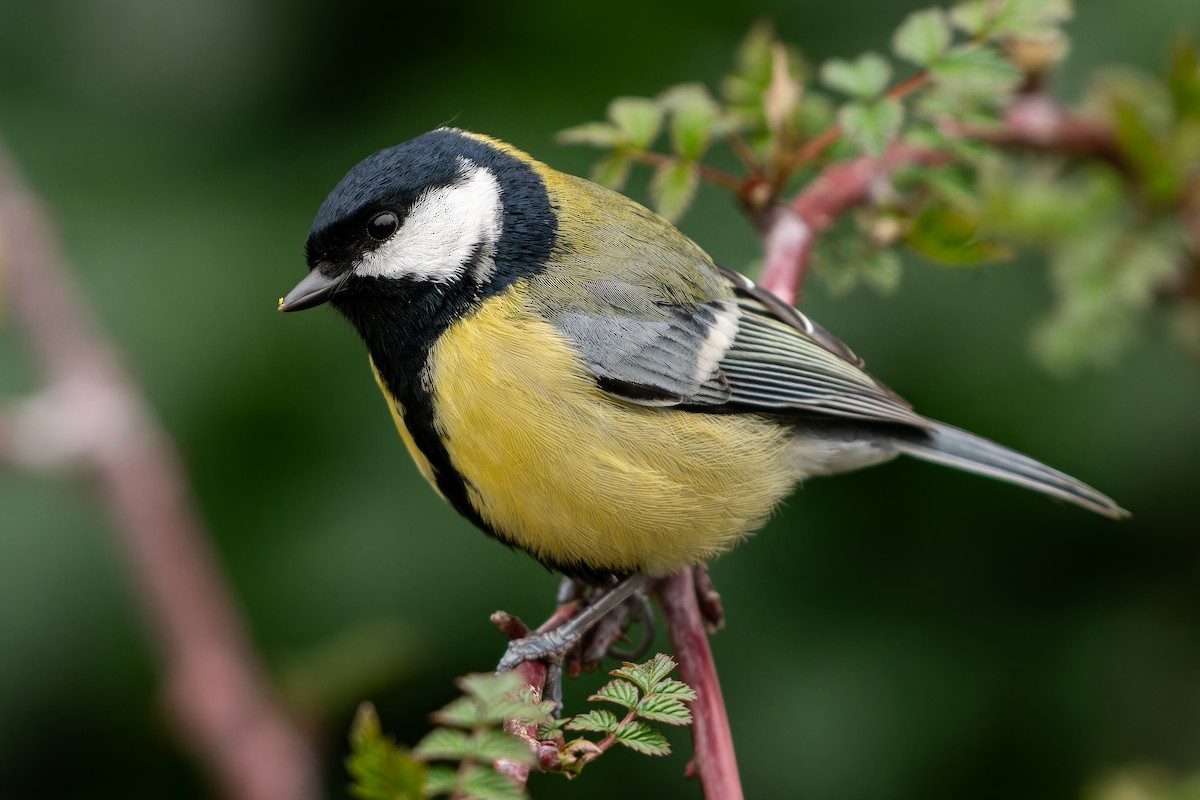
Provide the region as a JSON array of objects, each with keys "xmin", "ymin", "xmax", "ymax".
[{"xmin": 408, "ymin": 284, "xmax": 798, "ymax": 575}]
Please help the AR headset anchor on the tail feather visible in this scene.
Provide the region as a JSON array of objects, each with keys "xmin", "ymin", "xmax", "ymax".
[{"xmin": 892, "ymin": 422, "xmax": 1129, "ymax": 519}]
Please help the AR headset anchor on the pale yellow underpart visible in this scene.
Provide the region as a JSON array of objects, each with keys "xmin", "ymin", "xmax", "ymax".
[{"xmin": 424, "ymin": 285, "xmax": 800, "ymax": 575}]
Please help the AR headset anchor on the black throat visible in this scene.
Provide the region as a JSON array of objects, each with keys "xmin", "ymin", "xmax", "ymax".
[{"xmin": 321, "ymin": 132, "xmax": 559, "ymax": 556}]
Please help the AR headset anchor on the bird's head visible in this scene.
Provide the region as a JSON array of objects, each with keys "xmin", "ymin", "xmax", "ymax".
[{"xmin": 280, "ymin": 129, "xmax": 554, "ymax": 327}]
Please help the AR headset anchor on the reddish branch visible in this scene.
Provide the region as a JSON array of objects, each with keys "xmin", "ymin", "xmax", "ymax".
[
  {"xmin": 760, "ymin": 143, "xmax": 947, "ymax": 304},
  {"xmin": 943, "ymin": 94, "xmax": 1124, "ymax": 168},
  {"xmin": 0, "ymin": 141, "xmax": 318, "ymax": 800},
  {"xmin": 654, "ymin": 568, "xmax": 742, "ymax": 799}
]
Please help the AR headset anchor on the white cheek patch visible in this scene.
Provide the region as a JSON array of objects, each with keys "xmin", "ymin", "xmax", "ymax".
[{"xmin": 355, "ymin": 157, "xmax": 503, "ymax": 283}]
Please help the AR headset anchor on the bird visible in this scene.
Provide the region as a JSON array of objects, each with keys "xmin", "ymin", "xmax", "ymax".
[{"xmin": 280, "ymin": 127, "xmax": 1125, "ymax": 669}]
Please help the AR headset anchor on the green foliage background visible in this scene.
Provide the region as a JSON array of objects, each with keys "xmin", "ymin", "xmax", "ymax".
[{"xmin": 1, "ymin": 1, "xmax": 1197, "ymax": 798}]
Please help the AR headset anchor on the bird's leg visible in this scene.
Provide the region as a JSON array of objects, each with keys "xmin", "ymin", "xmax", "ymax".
[
  {"xmin": 602, "ymin": 589, "xmax": 655, "ymax": 661},
  {"xmin": 496, "ymin": 574, "xmax": 651, "ymax": 677}
]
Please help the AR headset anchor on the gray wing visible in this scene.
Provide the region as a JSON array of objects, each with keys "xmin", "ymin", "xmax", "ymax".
[
  {"xmin": 547, "ymin": 277, "xmax": 736, "ymax": 406},
  {"xmin": 542, "ymin": 266, "xmax": 929, "ymax": 429},
  {"xmin": 715, "ymin": 267, "xmax": 928, "ymax": 428}
]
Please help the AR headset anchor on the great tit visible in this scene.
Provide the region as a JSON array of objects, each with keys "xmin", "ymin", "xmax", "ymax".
[{"xmin": 281, "ymin": 128, "xmax": 1125, "ymax": 586}]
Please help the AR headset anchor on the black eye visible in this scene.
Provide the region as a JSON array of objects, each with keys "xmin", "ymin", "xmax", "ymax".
[{"xmin": 367, "ymin": 211, "xmax": 399, "ymax": 242}]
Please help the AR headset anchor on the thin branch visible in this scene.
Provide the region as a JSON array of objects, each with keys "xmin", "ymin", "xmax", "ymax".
[
  {"xmin": 941, "ymin": 94, "xmax": 1127, "ymax": 170},
  {"xmin": 783, "ymin": 68, "xmax": 931, "ymax": 174},
  {"xmin": 0, "ymin": 138, "xmax": 319, "ymax": 800},
  {"xmin": 655, "ymin": 568, "xmax": 743, "ymax": 799},
  {"xmin": 629, "ymin": 149, "xmax": 745, "ymax": 192}
]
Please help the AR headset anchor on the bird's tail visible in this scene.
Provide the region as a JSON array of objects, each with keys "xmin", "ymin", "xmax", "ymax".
[{"xmin": 892, "ymin": 421, "xmax": 1128, "ymax": 519}]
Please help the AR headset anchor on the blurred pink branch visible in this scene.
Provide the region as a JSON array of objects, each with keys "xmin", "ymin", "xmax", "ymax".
[{"xmin": 0, "ymin": 138, "xmax": 318, "ymax": 800}]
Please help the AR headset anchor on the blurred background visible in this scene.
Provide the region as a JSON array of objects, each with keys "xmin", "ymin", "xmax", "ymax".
[{"xmin": 1, "ymin": 0, "xmax": 1197, "ymax": 798}]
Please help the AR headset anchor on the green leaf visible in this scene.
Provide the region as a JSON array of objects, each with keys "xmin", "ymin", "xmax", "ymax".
[
  {"xmin": 949, "ymin": 1, "xmax": 993, "ymax": 36},
  {"xmin": 609, "ymin": 654, "xmax": 670, "ymax": 695},
  {"xmin": 346, "ymin": 704, "xmax": 427, "ymax": 800},
  {"xmin": 929, "ymin": 44, "xmax": 1022, "ymax": 92},
  {"xmin": 732, "ymin": 20, "xmax": 776, "ymax": 87},
  {"xmin": 591, "ymin": 151, "xmax": 632, "ymax": 190},
  {"xmin": 590, "ymin": 679, "xmax": 639, "ymax": 709},
  {"xmin": 458, "ymin": 764, "xmax": 528, "ymax": 800},
  {"xmin": 820, "ymin": 52, "xmax": 892, "ymax": 98},
  {"xmin": 458, "ymin": 672, "xmax": 525, "ymax": 708},
  {"xmin": 1110, "ymin": 93, "xmax": 1182, "ymax": 204},
  {"xmin": 444, "ymin": 672, "xmax": 549, "ymax": 728},
  {"xmin": 951, "ymin": 0, "xmax": 1072, "ymax": 38},
  {"xmin": 662, "ymin": 83, "xmax": 721, "ymax": 160},
  {"xmin": 993, "ymin": 0, "xmax": 1073, "ymax": 36},
  {"xmin": 413, "ymin": 728, "xmax": 473, "ymax": 762},
  {"xmin": 614, "ymin": 721, "xmax": 672, "ymax": 756},
  {"xmin": 905, "ymin": 203, "xmax": 1013, "ymax": 264},
  {"xmin": 649, "ymin": 160, "xmax": 699, "ymax": 222},
  {"xmin": 839, "ymin": 98, "xmax": 904, "ymax": 156},
  {"xmin": 608, "ymin": 97, "xmax": 664, "ymax": 150},
  {"xmin": 422, "ymin": 766, "xmax": 458, "ymax": 796},
  {"xmin": 635, "ymin": 694, "xmax": 693, "ymax": 726},
  {"xmin": 556, "ymin": 121, "xmax": 623, "ymax": 148},
  {"xmin": 565, "ymin": 709, "xmax": 621, "ymax": 733},
  {"xmin": 473, "ymin": 730, "xmax": 536, "ymax": 766},
  {"xmin": 1168, "ymin": 36, "xmax": 1200, "ymax": 121},
  {"xmin": 893, "ymin": 9, "xmax": 952, "ymax": 66},
  {"xmin": 431, "ymin": 695, "xmax": 483, "ymax": 729},
  {"xmin": 650, "ymin": 678, "xmax": 697, "ymax": 699}
]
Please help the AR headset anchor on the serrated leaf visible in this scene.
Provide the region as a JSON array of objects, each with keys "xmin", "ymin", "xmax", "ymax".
[
  {"xmin": 614, "ymin": 721, "xmax": 671, "ymax": 756},
  {"xmin": 662, "ymin": 83, "xmax": 721, "ymax": 160},
  {"xmin": 839, "ymin": 98, "xmax": 904, "ymax": 156},
  {"xmin": 565, "ymin": 708, "xmax": 621, "ymax": 733},
  {"xmin": 590, "ymin": 679, "xmax": 639, "ymax": 709},
  {"xmin": 905, "ymin": 203, "xmax": 1012, "ymax": 264},
  {"xmin": 458, "ymin": 764, "xmax": 528, "ymax": 800},
  {"xmin": 448, "ymin": 672, "xmax": 549, "ymax": 728},
  {"xmin": 347, "ymin": 704, "xmax": 427, "ymax": 800},
  {"xmin": 608, "ymin": 97, "xmax": 664, "ymax": 150},
  {"xmin": 473, "ymin": 730, "xmax": 536, "ymax": 766},
  {"xmin": 556, "ymin": 121, "xmax": 623, "ymax": 148},
  {"xmin": 650, "ymin": 679, "xmax": 697, "ymax": 700},
  {"xmin": 930, "ymin": 44, "xmax": 1021, "ymax": 92},
  {"xmin": 431, "ymin": 696, "xmax": 483, "ymax": 729},
  {"xmin": 893, "ymin": 9, "xmax": 952, "ymax": 66},
  {"xmin": 642, "ymin": 653, "xmax": 680, "ymax": 691},
  {"xmin": 820, "ymin": 53, "xmax": 892, "ymax": 99},
  {"xmin": 635, "ymin": 694, "xmax": 693, "ymax": 726},
  {"xmin": 413, "ymin": 727, "xmax": 473, "ymax": 761},
  {"xmin": 591, "ymin": 151, "xmax": 632, "ymax": 190},
  {"xmin": 423, "ymin": 766, "xmax": 458, "ymax": 796},
  {"xmin": 649, "ymin": 160, "xmax": 699, "ymax": 222},
  {"xmin": 458, "ymin": 672, "xmax": 525, "ymax": 708}
]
